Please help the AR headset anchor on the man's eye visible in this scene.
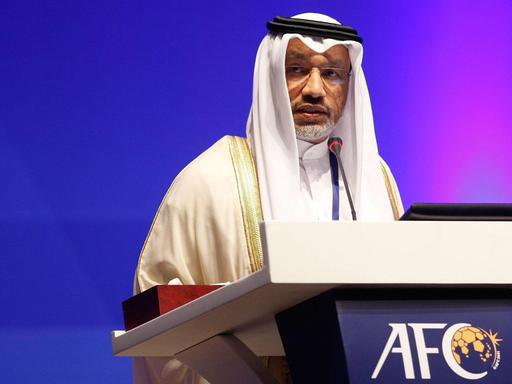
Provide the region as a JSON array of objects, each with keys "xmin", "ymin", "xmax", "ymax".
[
  {"xmin": 322, "ymin": 69, "xmax": 340, "ymax": 78},
  {"xmin": 287, "ymin": 66, "xmax": 306, "ymax": 74}
]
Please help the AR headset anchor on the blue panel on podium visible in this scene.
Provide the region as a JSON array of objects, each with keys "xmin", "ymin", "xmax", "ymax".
[
  {"xmin": 337, "ymin": 300, "xmax": 511, "ymax": 383},
  {"xmin": 276, "ymin": 289, "xmax": 511, "ymax": 384}
]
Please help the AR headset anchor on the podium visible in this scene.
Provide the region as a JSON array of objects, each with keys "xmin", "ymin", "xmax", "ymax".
[{"xmin": 112, "ymin": 221, "xmax": 512, "ymax": 383}]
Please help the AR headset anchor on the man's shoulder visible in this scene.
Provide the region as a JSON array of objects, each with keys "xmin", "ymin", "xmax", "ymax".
[
  {"xmin": 167, "ymin": 135, "xmax": 246, "ymax": 199},
  {"xmin": 378, "ymin": 156, "xmax": 404, "ymax": 219},
  {"xmin": 178, "ymin": 135, "xmax": 245, "ymax": 179},
  {"xmin": 194, "ymin": 135, "xmax": 245, "ymax": 164}
]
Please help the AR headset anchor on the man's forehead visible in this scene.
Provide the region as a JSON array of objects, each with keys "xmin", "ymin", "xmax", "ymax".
[{"xmin": 286, "ymin": 38, "xmax": 349, "ymax": 64}]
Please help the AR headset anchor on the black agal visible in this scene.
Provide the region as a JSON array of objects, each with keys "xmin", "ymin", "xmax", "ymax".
[{"xmin": 267, "ymin": 16, "xmax": 363, "ymax": 44}]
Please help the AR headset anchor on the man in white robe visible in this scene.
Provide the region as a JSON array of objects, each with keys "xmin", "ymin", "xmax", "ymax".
[{"xmin": 134, "ymin": 12, "xmax": 403, "ymax": 384}]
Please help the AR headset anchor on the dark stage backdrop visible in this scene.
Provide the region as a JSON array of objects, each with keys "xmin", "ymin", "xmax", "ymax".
[{"xmin": 2, "ymin": 1, "xmax": 512, "ymax": 382}]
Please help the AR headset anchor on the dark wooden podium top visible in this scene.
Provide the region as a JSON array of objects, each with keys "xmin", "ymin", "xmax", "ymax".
[{"xmin": 122, "ymin": 285, "xmax": 221, "ymax": 330}]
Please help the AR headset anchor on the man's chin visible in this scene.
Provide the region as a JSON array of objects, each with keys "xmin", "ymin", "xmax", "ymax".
[{"xmin": 295, "ymin": 123, "xmax": 335, "ymax": 143}]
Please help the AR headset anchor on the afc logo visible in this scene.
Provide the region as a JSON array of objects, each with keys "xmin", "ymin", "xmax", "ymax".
[{"xmin": 372, "ymin": 323, "xmax": 502, "ymax": 380}]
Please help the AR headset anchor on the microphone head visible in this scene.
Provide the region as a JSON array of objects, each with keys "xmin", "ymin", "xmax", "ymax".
[{"xmin": 328, "ymin": 136, "xmax": 343, "ymax": 154}]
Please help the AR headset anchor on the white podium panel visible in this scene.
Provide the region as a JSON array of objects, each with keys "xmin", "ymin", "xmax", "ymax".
[
  {"xmin": 263, "ymin": 221, "xmax": 512, "ymax": 284},
  {"xmin": 112, "ymin": 221, "xmax": 512, "ymax": 357}
]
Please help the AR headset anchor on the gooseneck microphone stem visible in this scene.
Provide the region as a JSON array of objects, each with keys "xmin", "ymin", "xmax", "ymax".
[{"xmin": 328, "ymin": 137, "xmax": 357, "ymax": 221}]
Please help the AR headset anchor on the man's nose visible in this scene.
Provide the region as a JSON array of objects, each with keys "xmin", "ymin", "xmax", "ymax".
[{"xmin": 302, "ymin": 69, "xmax": 326, "ymax": 98}]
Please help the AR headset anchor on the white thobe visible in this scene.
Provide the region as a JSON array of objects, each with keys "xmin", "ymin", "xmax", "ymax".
[{"xmin": 297, "ymin": 139, "xmax": 352, "ymax": 221}]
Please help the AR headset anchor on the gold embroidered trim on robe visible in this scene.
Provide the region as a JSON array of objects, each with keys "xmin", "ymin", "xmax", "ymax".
[
  {"xmin": 379, "ymin": 158, "xmax": 402, "ymax": 220},
  {"xmin": 228, "ymin": 136, "xmax": 264, "ymax": 273}
]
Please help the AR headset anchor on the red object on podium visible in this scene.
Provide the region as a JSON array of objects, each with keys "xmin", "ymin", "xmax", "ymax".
[{"xmin": 122, "ymin": 285, "xmax": 221, "ymax": 330}]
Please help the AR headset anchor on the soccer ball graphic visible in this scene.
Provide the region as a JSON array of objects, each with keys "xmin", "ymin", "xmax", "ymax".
[{"xmin": 451, "ymin": 326, "xmax": 501, "ymax": 372}]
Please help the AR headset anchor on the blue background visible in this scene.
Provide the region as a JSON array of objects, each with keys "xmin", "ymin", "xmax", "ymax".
[{"xmin": 2, "ymin": 1, "xmax": 512, "ymax": 382}]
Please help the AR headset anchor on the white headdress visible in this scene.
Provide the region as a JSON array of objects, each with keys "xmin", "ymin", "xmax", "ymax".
[{"xmin": 247, "ymin": 13, "xmax": 394, "ymax": 221}]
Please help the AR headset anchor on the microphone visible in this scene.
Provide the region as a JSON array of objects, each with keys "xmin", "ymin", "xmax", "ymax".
[{"xmin": 328, "ymin": 137, "xmax": 357, "ymax": 221}]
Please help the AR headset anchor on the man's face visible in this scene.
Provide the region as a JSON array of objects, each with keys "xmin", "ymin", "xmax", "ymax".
[{"xmin": 285, "ymin": 38, "xmax": 351, "ymax": 143}]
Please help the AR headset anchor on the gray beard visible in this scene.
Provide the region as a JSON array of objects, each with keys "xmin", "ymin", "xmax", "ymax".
[{"xmin": 295, "ymin": 121, "xmax": 335, "ymax": 142}]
